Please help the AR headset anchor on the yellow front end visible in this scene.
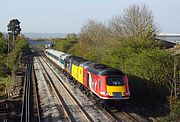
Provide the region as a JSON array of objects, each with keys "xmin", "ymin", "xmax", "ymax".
[{"xmin": 106, "ymin": 85, "xmax": 127, "ymax": 97}]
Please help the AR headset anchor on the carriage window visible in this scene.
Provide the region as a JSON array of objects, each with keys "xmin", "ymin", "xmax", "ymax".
[
  {"xmin": 60, "ymin": 59, "xmax": 64, "ymax": 64},
  {"xmin": 106, "ymin": 76, "xmax": 124, "ymax": 86}
]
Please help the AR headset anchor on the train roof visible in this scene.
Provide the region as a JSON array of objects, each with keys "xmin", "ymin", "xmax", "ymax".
[
  {"xmin": 65, "ymin": 55, "xmax": 84, "ymax": 62},
  {"xmin": 73, "ymin": 58, "xmax": 89, "ymax": 66},
  {"xmin": 46, "ymin": 49, "xmax": 66, "ymax": 57},
  {"xmin": 99, "ymin": 68, "xmax": 124, "ymax": 76},
  {"xmin": 60, "ymin": 53, "xmax": 71, "ymax": 60},
  {"xmin": 86, "ymin": 63, "xmax": 124, "ymax": 76},
  {"xmin": 83, "ymin": 62, "xmax": 97, "ymax": 69},
  {"xmin": 79, "ymin": 61, "xmax": 92, "ymax": 67}
]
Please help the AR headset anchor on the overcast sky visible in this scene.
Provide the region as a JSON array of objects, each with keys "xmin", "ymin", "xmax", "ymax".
[{"xmin": 1, "ymin": 0, "xmax": 180, "ymax": 33}]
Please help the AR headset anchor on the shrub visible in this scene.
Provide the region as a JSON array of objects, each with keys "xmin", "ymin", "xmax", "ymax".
[{"xmin": 53, "ymin": 38, "xmax": 74, "ymax": 53}]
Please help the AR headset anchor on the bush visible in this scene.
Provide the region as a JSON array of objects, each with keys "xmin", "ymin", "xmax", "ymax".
[
  {"xmin": 102, "ymin": 42, "xmax": 173, "ymax": 101},
  {"xmin": 69, "ymin": 42, "xmax": 101, "ymax": 62},
  {"xmin": 169, "ymin": 98, "xmax": 180, "ymax": 121},
  {"xmin": 160, "ymin": 98, "xmax": 180, "ymax": 122},
  {"xmin": 53, "ymin": 38, "xmax": 75, "ymax": 53},
  {"xmin": 0, "ymin": 33, "xmax": 8, "ymax": 76}
]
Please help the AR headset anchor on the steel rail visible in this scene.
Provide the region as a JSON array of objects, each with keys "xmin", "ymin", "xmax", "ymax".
[
  {"xmin": 102, "ymin": 109, "xmax": 120, "ymax": 122},
  {"xmin": 32, "ymin": 60, "xmax": 41, "ymax": 122},
  {"xmin": 121, "ymin": 112, "xmax": 139, "ymax": 122},
  {"xmin": 21, "ymin": 58, "xmax": 31, "ymax": 122},
  {"xmin": 20, "ymin": 67, "xmax": 27, "ymax": 122}
]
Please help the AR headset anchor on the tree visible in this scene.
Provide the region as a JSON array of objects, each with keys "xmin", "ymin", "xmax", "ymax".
[
  {"xmin": 80, "ymin": 20, "xmax": 109, "ymax": 44},
  {"xmin": 0, "ymin": 32, "xmax": 7, "ymax": 75},
  {"xmin": 0, "ymin": 32, "xmax": 7, "ymax": 54},
  {"xmin": 66, "ymin": 33, "xmax": 78, "ymax": 43},
  {"xmin": 77, "ymin": 20, "xmax": 110, "ymax": 61},
  {"xmin": 7, "ymin": 19, "xmax": 21, "ymax": 50},
  {"xmin": 110, "ymin": 4, "xmax": 157, "ymax": 40}
]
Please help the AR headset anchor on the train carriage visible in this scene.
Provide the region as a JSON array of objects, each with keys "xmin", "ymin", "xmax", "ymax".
[
  {"xmin": 79, "ymin": 61, "xmax": 91, "ymax": 85},
  {"xmin": 83, "ymin": 62, "xmax": 97, "ymax": 89},
  {"xmin": 64, "ymin": 56, "xmax": 82, "ymax": 74},
  {"xmin": 71, "ymin": 58, "xmax": 85, "ymax": 81},
  {"xmin": 45, "ymin": 49, "xmax": 65, "ymax": 67},
  {"xmin": 59, "ymin": 53, "xmax": 71, "ymax": 70}
]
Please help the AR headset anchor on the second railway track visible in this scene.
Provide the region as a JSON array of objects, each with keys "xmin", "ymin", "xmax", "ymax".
[
  {"xmin": 37, "ymin": 56, "xmax": 94, "ymax": 122},
  {"xmin": 21, "ymin": 56, "xmax": 32, "ymax": 122}
]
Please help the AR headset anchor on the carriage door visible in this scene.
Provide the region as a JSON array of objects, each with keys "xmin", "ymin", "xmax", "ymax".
[
  {"xmin": 86, "ymin": 73, "xmax": 89, "ymax": 88},
  {"xmin": 99, "ymin": 77, "xmax": 103, "ymax": 93}
]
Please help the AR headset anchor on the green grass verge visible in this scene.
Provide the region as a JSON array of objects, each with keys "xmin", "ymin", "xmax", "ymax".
[{"xmin": 0, "ymin": 77, "xmax": 8, "ymax": 97}]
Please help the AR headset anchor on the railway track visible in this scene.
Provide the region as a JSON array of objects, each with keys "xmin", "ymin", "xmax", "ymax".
[
  {"xmin": 121, "ymin": 111, "xmax": 140, "ymax": 122},
  {"xmin": 21, "ymin": 55, "xmax": 41, "ymax": 122},
  {"xmin": 91, "ymin": 97, "xmax": 139, "ymax": 122},
  {"xmin": 34, "ymin": 56, "xmax": 65, "ymax": 121},
  {"xmin": 37, "ymin": 56, "xmax": 94, "ymax": 122},
  {"xmin": 20, "ymin": 56, "xmax": 32, "ymax": 122},
  {"xmin": 32, "ymin": 60, "xmax": 41, "ymax": 122}
]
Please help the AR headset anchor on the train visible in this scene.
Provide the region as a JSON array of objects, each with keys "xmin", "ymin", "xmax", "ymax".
[{"xmin": 45, "ymin": 49, "xmax": 130, "ymax": 107}]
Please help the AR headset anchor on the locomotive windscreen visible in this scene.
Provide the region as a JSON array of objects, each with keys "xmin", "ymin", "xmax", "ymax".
[{"xmin": 106, "ymin": 76, "xmax": 124, "ymax": 86}]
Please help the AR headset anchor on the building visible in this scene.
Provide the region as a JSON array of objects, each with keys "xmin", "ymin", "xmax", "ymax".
[{"xmin": 155, "ymin": 33, "xmax": 180, "ymax": 48}]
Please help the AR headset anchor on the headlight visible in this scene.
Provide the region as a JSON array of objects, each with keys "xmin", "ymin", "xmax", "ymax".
[
  {"xmin": 125, "ymin": 92, "xmax": 130, "ymax": 96},
  {"xmin": 100, "ymin": 92, "xmax": 111, "ymax": 96},
  {"xmin": 105, "ymin": 92, "xmax": 111, "ymax": 96}
]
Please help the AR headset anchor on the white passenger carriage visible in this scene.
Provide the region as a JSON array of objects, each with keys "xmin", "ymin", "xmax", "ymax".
[
  {"xmin": 45, "ymin": 49, "xmax": 65, "ymax": 67},
  {"xmin": 45, "ymin": 49, "xmax": 71, "ymax": 70}
]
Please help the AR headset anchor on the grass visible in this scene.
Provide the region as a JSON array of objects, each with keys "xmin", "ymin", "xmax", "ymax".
[{"xmin": 0, "ymin": 77, "xmax": 8, "ymax": 97}]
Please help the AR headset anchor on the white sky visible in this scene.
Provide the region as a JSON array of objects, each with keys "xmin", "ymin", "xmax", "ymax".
[{"xmin": 1, "ymin": 0, "xmax": 180, "ymax": 33}]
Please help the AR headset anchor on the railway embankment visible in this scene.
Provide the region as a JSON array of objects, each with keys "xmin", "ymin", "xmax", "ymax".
[{"xmin": 0, "ymin": 55, "xmax": 26, "ymax": 121}]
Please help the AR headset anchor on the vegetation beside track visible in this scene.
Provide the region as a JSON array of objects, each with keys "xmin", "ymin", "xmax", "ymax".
[
  {"xmin": 0, "ymin": 77, "xmax": 9, "ymax": 98},
  {"xmin": 0, "ymin": 31, "xmax": 30, "ymax": 99},
  {"xmin": 7, "ymin": 37, "xmax": 30, "ymax": 72},
  {"xmin": 0, "ymin": 32, "xmax": 8, "ymax": 98},
  {"xmin": 53, "ymin": 34, "xmax": 78, "ymax": 53}
]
